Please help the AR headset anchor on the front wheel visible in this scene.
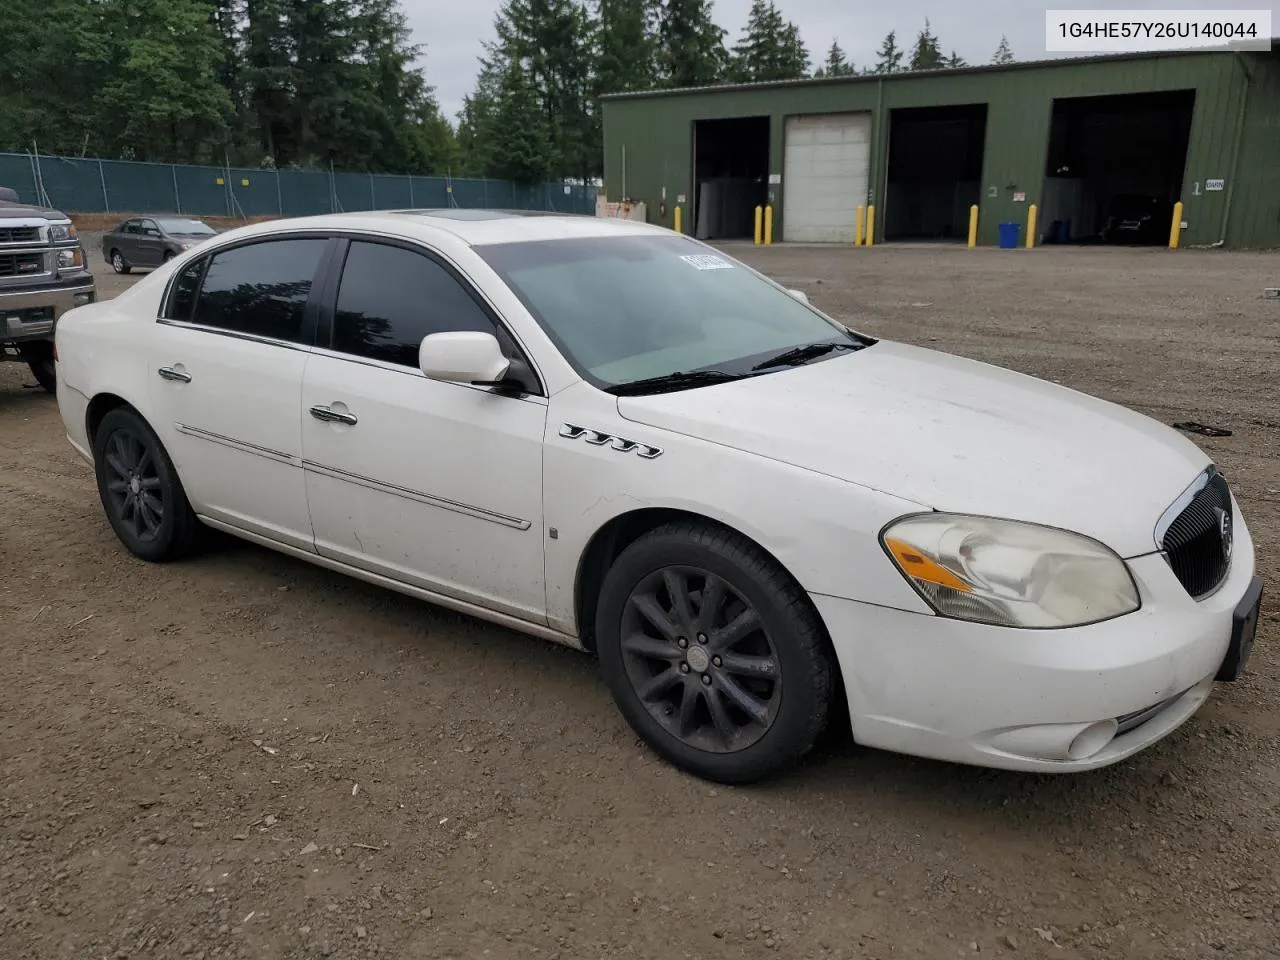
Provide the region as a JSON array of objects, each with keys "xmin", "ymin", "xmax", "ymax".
[
  {"xmin": 596, "ymin": 521, "xmax": 833, "ymax": 784},
  {"xmin": 110, "ymin": 250, "xmax": 131, "ymax": 274},
  {"xmin": 25, "ymin": 343, "xmax": 56, "ymax": 393},
  {"xmin": 92, "ymin": 407, "xmax": 203, "ymax": 562}
]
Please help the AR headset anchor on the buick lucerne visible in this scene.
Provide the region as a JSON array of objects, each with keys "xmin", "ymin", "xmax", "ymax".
[{"xmin": 53, "ymin": 211, "xmax": 1263, "ymax": 783}]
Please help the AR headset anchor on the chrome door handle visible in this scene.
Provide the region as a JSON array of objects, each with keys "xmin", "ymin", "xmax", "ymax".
[
  {"xmin": 158, "ymin": 366, "xmax": 191, "ymax": 383},
  {"xmin": 309, "ymin": 404, "xmax": 357, "ymax": 426}
]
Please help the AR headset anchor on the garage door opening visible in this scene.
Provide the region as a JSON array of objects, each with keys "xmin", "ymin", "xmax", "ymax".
[
  {"xmin": 692, "ymin": 116, "xmax": 770, "ymax": 241},
  {"xmin": 885, "ymin": 104, "xmax": 987, "ymax": 242},
  {"xmin": 1041, "ymin": 90, "xmax": 1195, "ymax": 246}
]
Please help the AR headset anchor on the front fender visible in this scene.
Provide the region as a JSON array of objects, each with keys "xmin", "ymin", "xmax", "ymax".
[{"xmin": 542, "ymin": 392, "xmax": 934, "ymax": 635}]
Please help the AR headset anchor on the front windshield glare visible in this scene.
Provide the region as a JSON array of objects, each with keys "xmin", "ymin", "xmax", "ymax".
[{"xmin": 476, "ymin": 235, "xmax": 865, "ymax": 387}]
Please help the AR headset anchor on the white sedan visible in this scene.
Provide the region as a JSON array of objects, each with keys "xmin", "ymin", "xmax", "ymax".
[{"xmin": 54, "ymin": 211, "xmax": 1263, "ymax": 783}]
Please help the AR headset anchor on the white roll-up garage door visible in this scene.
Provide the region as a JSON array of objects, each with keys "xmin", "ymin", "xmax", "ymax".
[{"xmin": 782, "ymin": 113, "xmax": 872, "ymax": 243}]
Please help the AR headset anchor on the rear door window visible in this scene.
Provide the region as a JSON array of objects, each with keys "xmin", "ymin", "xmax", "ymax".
[{"xmin": 191, "ymin": 239, "xmax": 327, "ymax": 344}]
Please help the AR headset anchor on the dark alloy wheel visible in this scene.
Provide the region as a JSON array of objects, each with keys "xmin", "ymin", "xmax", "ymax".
[
  {"xmin": 619, "ymin": 566, "xmax": 781, "ymax": 753},
  {"xmin": 93, "ymin": 407, "xmax": 203, "ymax": 561},
  {"xmin": 597, "ymin": 521, "xmax": 833, "ymax": 784},
  {"xmin": 110, "ymin": 250, "xmax": 131, "ymax": 274}
]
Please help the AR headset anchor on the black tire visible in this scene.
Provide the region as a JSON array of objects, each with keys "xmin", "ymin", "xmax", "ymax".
[
  {"xmin": 110, "ymin": 250, "xmax": 131, "ymax": 274},
  {"xmin": 596, "ymin": 521, "xmax": 833, "ymax": 784},
  {"xmin": 25, "ymin": 343, "xmax": 56, "ymax": 393},
  {"xmin": 92, "ymin": 407, "xmax": 203, "ymax": 562},
  {"xmin": 162, "ymin": 250, "xmax": 175, "ymax": 263}
]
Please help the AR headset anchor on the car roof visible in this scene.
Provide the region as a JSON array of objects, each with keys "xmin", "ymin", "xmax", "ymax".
[{"xmin": 208, "ymin": 209, "xmax": 671, "ymax": 247}]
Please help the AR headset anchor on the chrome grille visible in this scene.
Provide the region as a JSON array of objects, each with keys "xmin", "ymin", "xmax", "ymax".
[
  {"xmin": 0, "ymin": 252, "xmax": 45, "ymax": 277},
  {"xmin": 0, "ymin": 226, "xmax": 41, "ymax": 244},
  {"xmin": 1160, "ymin": 469, "xmax": 1232, "ymax": 598}
]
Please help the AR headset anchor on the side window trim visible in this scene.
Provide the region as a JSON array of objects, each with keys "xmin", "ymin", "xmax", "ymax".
[
  {"xmin": 162, "ymin": 253, "xmax": 209, "ymax": 323},
  {"xmin": 322, "ymin": 232, "xmax": 545, "ymax": 397},
  {"xmin": 156, "ymin": 232, "xmax": 340, "ymax": 351}
]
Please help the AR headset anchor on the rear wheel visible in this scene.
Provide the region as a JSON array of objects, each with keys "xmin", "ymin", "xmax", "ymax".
[
  {"xmin": 596, "ymin": 521, "xmax": 833, "ymax": 784},
  {"xmin": 92, "ymin": 407, "xmax": 203, "ymax": 561},
  {"xmin": 110, "ymin": 250, "xmax": 131, "ymax": 274}
]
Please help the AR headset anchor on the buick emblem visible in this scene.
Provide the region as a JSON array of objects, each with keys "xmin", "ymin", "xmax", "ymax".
[{"xmin": 1215, "ymin": 507, "xmax": 1233, "ymax": 560}]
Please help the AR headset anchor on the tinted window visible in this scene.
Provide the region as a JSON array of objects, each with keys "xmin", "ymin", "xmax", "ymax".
[
  {"xmin": 192, "ymin": 239, "xmax": 327, "ymax": 342},
  {"xmin": 122, "ymin": 221, "xmax": 139, "ymax": 235},
  {"xmin": 167, "ymin": 258, "xmax": 206, "ymax": 321},
  {"xmin": 332, "ymin": 241, "xmax": 494, "ymax": 367}
]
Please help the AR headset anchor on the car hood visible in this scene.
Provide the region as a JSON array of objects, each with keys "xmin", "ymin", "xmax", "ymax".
[{"xmin": 616, "ymin": 340, "xmax": 1210, "ymax": 558}]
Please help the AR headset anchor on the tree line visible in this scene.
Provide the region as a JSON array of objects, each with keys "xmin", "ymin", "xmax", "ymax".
[
  {"xmin": 0, "ymin": 0, "xmax": 456, "ymax": 175},
  {"xmin": 464, "ymin": 0, "xmax": 1018, "ymax": 183},
  {"xmin": 0, "ymin": 0, "xmax": 1019, "ymax": 186}
]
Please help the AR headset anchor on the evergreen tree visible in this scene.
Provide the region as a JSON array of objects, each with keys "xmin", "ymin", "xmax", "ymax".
[
  {"xmin": 657, "ymin": 0, "xmax": 726, "ymax": 87},
  {"xmin": 780, "ymin": 21, "xmax": 810, "ymax": 78},
  {"xmin": 909, "ymin": 18, "xmax": 943, "ymax": 71},
  {"xmin": 992, "ymin": 34, "xmax": 1014, "ymax": 64},
  {"xmin": 945, "ymin": 50, "xmax": 968, "ymax": 69},
  {"xmin": 729, "ymin": 0, "xmax": 808, "ymax": 82},
  {"xmin": 813, "ymin": 39, "xmax": 854, "ymax": 78},
  {"xmin": 0, "ymin": 0, "xmax": 460, "ymax": 173},
  {"xmin": 873, "ymin": 30, "xmax": 903, "ymax": 73},
  {"xmin": 597, "ymin": 0, "xmax": 659, "ymax": 95},
  {"xmin": 93, "ymin": 0, "xmax": 235, "ymax": 162},
  {"xmin": 483, "ymin": 0, "xmax": 598, "ymax": 181},
  {"xmin": 488, "ymin": 60, "xmax": 557, "ymax": 182}
]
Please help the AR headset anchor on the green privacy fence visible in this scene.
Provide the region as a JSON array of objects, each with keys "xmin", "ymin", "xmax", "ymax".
[{"xmin": 0, "ymin": 152, "xmax": 597, "ymax": 218}]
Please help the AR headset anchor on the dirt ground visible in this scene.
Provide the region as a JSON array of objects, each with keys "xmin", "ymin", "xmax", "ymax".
[{"xmin": 2, "ymin": 237, "xmax": 1278, "ymax": 960}]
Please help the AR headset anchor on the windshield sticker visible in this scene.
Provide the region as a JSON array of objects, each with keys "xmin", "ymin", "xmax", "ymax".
[{"xmin": 680, "ymin": 254, "xmax": 734, "ymax": 271}]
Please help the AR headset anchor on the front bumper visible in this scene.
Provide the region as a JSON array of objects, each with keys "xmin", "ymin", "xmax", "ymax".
[
  {"xmin": 1, "ymin": 275, "xmax": 96, "ymax": 341},
  {"xmin": 813, "ymin": 509, "xmax": 1258, "ymax": 772}
]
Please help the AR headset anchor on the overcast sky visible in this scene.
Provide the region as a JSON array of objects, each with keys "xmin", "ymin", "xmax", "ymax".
[{"xmin": 403, "ymin": 0, "xmax": 1278, "ymax": 120}]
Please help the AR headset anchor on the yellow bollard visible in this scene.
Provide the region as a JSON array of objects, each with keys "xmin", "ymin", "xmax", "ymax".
[
  {"xmin": 855, "ymin": 206, "xmax": 865, "ymax": 246},
  {"xmin": 764, "ymin": 205, "xmax": 774, "ymax": 245},
  {"xmin": 1025, "ymin": 204, "xmax": 1038, "ymax": 249},
  {"xmin": 754, "ymin": 205, "xmax": 763, "ymax": 245},
  {"xmin": 968, "ymin": 204, "xmax": 979, "ymax": 248},
  {"xmin": 673, "ymin": 204, "xmax": 682, "ymax": 234},
  {"xmin": 1169, "ymin": 201, "xmax": 1184, "ymax": 249},
  {"xmin": 865, "ymin": 204, "xmax": 876, "ymax": 246}
]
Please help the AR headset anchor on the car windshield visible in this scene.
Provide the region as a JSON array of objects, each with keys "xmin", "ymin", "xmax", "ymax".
[
  {"xmin": 156, "ymin": 218, "xmax": 216, "ymax": 235},
  {"xmin": 476, "ymin": 234, "xmax": 871, "ymax": 389}
]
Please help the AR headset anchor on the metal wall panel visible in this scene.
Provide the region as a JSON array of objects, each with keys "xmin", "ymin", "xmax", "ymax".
[{"xmin": 602, "ymin": 51, "xmax": 1268, "ymax": 247}]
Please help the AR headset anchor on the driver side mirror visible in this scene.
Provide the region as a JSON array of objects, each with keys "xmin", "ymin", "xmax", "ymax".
[
  {"xmin": 144, "ymin": 228, "xmax": 161, "ymax": 237},
  {"xmin": 786, "ymin": 288, "xmax": 809, "ymax": 304},
  {"xmin": 419, "ymin": 331, "xmax": 511, "ymax": 386}
]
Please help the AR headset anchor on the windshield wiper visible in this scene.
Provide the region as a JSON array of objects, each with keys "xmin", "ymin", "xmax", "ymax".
[
  {"xmin": 751, "ymin": 341, "xmax": 859, "ymax": 372},
  {"xmin": 606, "ymin": 369, "xmax": 748, "ymax": 397}
]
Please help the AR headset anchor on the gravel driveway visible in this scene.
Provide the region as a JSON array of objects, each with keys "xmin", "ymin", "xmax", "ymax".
[{"xmin": 1, "ymin": 237, "xmax": 1276, "ymax": 960}]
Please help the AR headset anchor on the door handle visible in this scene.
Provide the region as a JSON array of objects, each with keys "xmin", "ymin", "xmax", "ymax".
[
  {"xmin": 158, "ymin": 365, "xmax": 191, "ymax": 383},
  {"xmin": 309, "ymin": 404, "xmax": 357, "ymax": 426}
]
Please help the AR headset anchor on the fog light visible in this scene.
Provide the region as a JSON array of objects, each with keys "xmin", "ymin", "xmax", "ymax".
[
  {"xmin": 73, "ymin": 292, "xmax": 93, "ymax": 306},
  {"xmin": 1067, "ymin": 719, "xmax": 1118, "ymax": 761}
]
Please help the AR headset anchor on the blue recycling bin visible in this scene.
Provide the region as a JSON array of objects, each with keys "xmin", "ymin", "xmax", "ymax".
[{"xmin": 998, "ymin": 222, "xmax": 1020, "ymax": 249}]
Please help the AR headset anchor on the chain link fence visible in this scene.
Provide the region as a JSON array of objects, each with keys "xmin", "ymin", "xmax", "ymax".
[{"xmin": 0, "ymin": 152, "xmax": 597, "ymax": 219}]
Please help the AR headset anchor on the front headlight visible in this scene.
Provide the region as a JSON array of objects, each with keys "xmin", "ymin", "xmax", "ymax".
[
  {"xmin": 49, "ymin": 221, "xmax": 77, "ymax": 242},
  {"xmin": 881, "ymin": 514, "xmax": 1140, "ymax": 628},
  {"xmin": 57, "ymin": 247, "xmax": 85, "ymax": 269}
]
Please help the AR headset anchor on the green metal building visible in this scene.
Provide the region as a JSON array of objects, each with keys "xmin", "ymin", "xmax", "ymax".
[{"xmin": 600, "ymin": 46, "xmax": 1280, "ymax": 249}]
